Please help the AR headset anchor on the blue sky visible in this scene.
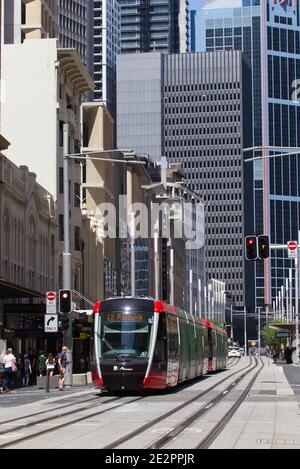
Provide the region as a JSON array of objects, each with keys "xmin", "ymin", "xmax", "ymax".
[{"xmin": 190, "ymin": 0, "xmax": 209, "ymax": 10}]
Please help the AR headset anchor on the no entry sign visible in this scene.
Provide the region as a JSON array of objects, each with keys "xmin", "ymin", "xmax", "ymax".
[
  {"xmin": 287, "ymin": 241, "xmax": 298, "ymax": 258},
  {"xmin": 46, "ymin": 291, "xmax": 57, "ymax": 314}
]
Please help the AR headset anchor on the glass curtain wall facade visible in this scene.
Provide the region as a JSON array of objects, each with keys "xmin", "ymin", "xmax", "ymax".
[
  {"xmin": 193, "ymin": 0, "xmax": 300, "ymax": 313},
  {"xmin": 118, "ymin": 0, "xmax": 189, "ymax": 54}
]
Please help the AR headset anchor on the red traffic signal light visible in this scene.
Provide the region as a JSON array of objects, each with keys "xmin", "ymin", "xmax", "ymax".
[
  {"xmin": 258, "ymin": 234, "xmax": 270, "ymax": 259},
  {"xmin": 59, "ymin": 289, "xmax": 72, "ymax": 314},
  {"xmin": 245, "ymin": 236, "xmax": 258, "ymax": 261}
]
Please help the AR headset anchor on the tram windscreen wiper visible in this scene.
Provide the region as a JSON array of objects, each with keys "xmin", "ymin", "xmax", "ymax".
[{"xmin": 102, "ymin": 337, "xmax": 122, "ymax": 362}]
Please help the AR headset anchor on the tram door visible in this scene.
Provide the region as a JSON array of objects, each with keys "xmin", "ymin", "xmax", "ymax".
[{"xmin": 166, "ymin": 315, "xmax": 180, "ymax": 387}]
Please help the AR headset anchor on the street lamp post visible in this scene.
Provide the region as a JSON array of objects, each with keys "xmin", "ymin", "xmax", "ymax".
[
  {"xmin": 63, "ymin": 124, "xmax": 72, "ymax": 386},
  {"xmin": 257, "ymin": 307, "xmax": 262, "ymax": 357},
  {"xmin": 244, "ymin": 307, "xmax": 247, "ymax": 357}
]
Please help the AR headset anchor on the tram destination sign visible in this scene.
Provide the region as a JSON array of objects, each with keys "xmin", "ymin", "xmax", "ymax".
[{"xmin": 107, "ymin": 313, "xmax": 144, "ymax": 322}]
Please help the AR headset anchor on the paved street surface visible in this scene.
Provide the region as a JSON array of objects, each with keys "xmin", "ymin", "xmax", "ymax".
[
  {"xmin": 211, "ymin": 358, "xmax": 300, "ymax": 449},
  {"xmin": 1, "ymin": 358, "xmax": 300, "ymax": 449}
]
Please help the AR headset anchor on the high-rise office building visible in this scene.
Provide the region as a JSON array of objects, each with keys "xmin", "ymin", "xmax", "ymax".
[
  {"xmin": 117, "ymin": 51, "xmax": 252, "ymax": 310},
  {"xmin": 93, "ymin": 0, "xmax": 121, "ymax": 117},
  {"xmin": 58, "ymin": 0, "xmax": 92, "ymax": 73},
  {"xmin": 191, "ymin": 0, "xmax": 300, "ymax": 313},
  {"xmin": 119, "ymin": 0, "xmax": 189, "ymax": 54}
]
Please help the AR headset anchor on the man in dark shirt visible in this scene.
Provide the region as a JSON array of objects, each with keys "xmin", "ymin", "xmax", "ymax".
[{"xmin": 58, "ymin": 346, "xmax": 68, "ymax": 390}]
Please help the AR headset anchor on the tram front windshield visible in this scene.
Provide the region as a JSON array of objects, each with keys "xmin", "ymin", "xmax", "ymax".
[{"xmin": 99, "ymin": 311, "xmax": 154, "ymax": 359}]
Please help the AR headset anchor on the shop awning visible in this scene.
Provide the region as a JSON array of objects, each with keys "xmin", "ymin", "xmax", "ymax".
[{"xmin": 0, "ymin": 279, "xmax": 44, "ymax": 299}]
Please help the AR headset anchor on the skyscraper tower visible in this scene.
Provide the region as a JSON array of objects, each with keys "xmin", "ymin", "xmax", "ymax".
[
  {"xmin": 192, "ymin": 0, "xmax": 300, "ymax": 313},
  {"xmin": 93, "ymin": 0, "xmax": 121, "ymax": 117},
  {"xmin": 119, "ymin": 0, "xmax": 189, "ymax": 54},
  {"xmin": 58, "ymin": 0, "xmax": 92, "ymax": 74}
]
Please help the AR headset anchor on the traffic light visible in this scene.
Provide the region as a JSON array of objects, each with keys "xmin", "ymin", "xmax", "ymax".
[
  {"xmin": 61, "ymin": 315, "xmax": 70, "ymax": 330},
  {"xmin": 258, "ymin": 234, "xmax": 270, "ymax": 259},
  {"xmin": 59, "ymin": 289, "xmax": 72, "ymax": 314},
  {"xmin": 245, "ymin": 235, "xmax": 258, "ymax": 261}
]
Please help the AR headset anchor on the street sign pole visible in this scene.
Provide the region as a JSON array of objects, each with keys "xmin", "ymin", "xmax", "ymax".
[
  {"xmin": 295, "ymin": 232, "xmax": 300, "ymax": 365},
  {"xmin": 257, "ymin": 307, "xmax": 261, "ymax": 357},
  {"xmin": 63, "ymin": 124, "xmax": 73, "ymax": 385}
]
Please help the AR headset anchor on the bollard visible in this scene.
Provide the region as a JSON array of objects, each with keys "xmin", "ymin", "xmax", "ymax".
[{"xmin": 46, "ymin": 371, "xmax": 50, "ymax": 393}]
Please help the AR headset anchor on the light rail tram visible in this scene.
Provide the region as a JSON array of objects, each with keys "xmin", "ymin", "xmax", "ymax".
[{"xmin": 92, "ymin": 297, "xmax": 227, "ymax": 391}]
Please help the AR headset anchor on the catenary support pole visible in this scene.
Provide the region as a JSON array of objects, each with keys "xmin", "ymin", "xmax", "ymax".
[
  {"xmin": 130, "ymin": 212, "xmax": 135, "ymax": 297},
  {"xmin": 230, "ymin": 304, "xmax": 233, "ymax": 341},
  {"xmin": 295, "ymin": 232, "xmax": 300, "ymax": 365},
  {"xmin": 63, "ymin": 124, "xmax": 73, "ymax": 386},
  {"xmin": 198, "ymin": 278, "xmax": 202, "ymax": 318},
  {"xmin": 289, "ymin": 268, "xmax": 293, "ymax": 323},
  {"xmin": 257, "ymin": 307, "xmax": 261, "ymax": 357},
  {"xmin": 244, "ymin": 307, "xmax": 247, "ymax": 357},
  {"xmin": 189, "ymin": 269, "xmax": 193, "ymax": 316},
  {"xmin": 170, "ymin": 249, "xmax": 174, "ymax": 306}
]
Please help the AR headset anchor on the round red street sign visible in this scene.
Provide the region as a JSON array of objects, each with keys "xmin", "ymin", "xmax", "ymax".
[
  {"xmin": 288, "ymin": 241, "xmax": 298, "ymax": 251},
  {"xmin": 47, "ymin": 292, "xmax": 56, "ymax": 301}
]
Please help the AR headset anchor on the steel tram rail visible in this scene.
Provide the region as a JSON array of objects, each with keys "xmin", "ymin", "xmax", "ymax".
[
  {"xmin": 1, "ymin": 358, "xmax": 250, "ymax": 449},
  {"xmin": 145, "ymin": 357, "xmax": 263, "ymax": 449},
  {"xmin": 102, "ymin": 357, "xmax": 255, "ymax": 449},
  {"xmin": 0, "ymin": 394, "xmax": 146, "ymax": 448},
  {"xmin": 196, "ymin": 356, "xmax": 264, "ymax": 449}
]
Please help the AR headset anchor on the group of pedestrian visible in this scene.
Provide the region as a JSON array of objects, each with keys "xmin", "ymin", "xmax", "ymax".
[
  {"xmin": 0, "ymin": 348, "xmax": 17, "ymax": 394},
  {"xmin": 0, "ymin": 346, "xmax": 71, "ymax": 393}
]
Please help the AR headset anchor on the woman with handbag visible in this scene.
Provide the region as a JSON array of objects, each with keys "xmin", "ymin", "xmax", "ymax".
[{"xmin": 3, "ymin": 348, "xmax": 17, "ymax": 394}]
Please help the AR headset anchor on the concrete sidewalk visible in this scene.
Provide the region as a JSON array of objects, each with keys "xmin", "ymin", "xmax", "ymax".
[{"xmin": 210, "ymin": 357, "xmax": 300, "ymax": 449}]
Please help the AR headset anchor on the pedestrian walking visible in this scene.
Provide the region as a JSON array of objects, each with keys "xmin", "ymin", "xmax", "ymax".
[
  {"xmin": 272, "ymin": 346, "xmax": 278, "ymax": 364},
  {"xmin": 3, "ymin": 348, "xmax": 17, "ymax": 394},
  {"xmin": 58, "ymin": 346, "xmax": 68, "ymax": 390},
  {"xmin": 38, "ymin": 351, "xmax": 47, "ymax": 377},
  {"xmin": 0, "ymin": 352, "xmax": 6, "ymax": 393},
  {"xmin": 46, "ymin": 353, "xmax": 56, "ymax": 377},
  {"xmin": 79, "ymin": 355, "xmax": 86, "ymax": 373},
  {"xmin": 22, "ymin": 354, "xmax": 32, "ymax": 387}
]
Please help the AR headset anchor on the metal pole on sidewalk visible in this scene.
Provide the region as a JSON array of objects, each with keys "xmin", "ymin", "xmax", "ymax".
[
  {"xmin": 230, "ymin": 304, "xmax": 233, "ymax": 341},
  {"xmin": 289, "ymin": 268, "xmax": 293, "ymax": 323},
  {"xmin": 198, "ymin": 278, "xmax": 202, "ymax": 319},
  {"xmin": 189, "ymin": 269, "xmax": 193, "ymax": 316},
  {"xmin": 285, "ymin": 278, "xmax": 289, "ymax": 323},
  {"xmin": 154, "ymin": 229, "xmax": 159, "ymax": 299},
  {"xmin": 204, "ymin": 285, "xmax": 207, "ymax": 320},
  {"xmin": 295, "ymin": 232, "xmax": 300, "ymax": 365},
  {"xmin": 244, "ymin": 307, "xmax": 247, "ymax": 357},
  {"xmin": 170, "ymin": 249, "xmax": 174, "ymax": 305},
  {"xmin": 281, "ymin": 285, "xmax": 285, "ymax": 322},
  {"xmin": 257, "ymin": 307, "xmax": 261, "ymax": 357},
  {"xmin": 130, "ymin": 212, "xmax": 135, "ymax": 297},
  {"xmin": 63, "ymin": 124, "xmax": 73, "ymax": 386}
]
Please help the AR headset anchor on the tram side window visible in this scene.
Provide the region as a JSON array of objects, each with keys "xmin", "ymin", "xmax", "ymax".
[
  {"xmin": 167, "ymin": 315, "xmax": 179, "ymax": 360},
  {"xmin": 153, "ymin": 315, "xmax": 167, "ymax": 366},
  {"xmin": 208, "ymin": 329, "xmax": 213, "ymax": 360}
]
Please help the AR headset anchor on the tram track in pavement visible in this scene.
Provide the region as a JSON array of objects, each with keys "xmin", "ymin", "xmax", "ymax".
[
  {"xmin": 102, "ymin": 357, "xmax": 255, "ymax": 449},
  {"xmin": 0, "ymin": 393, "xmax": 147, "ymax": 449},
  {"xmin": 145, "ymin": 356, "xmax": 263, "ymax": 449},
  {"xmin": 196, "ymin": 355, "xmax": 264, "ymax": 449},
  {"xmin": 0, "ymin": 358, "xmax": 254, "ymax": 449}
]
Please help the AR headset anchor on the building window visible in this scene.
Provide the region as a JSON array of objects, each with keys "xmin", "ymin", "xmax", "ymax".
[{"xmin": 74, "ymin": 226, "xmax": 81, "ymax": 251}]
